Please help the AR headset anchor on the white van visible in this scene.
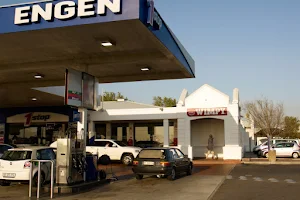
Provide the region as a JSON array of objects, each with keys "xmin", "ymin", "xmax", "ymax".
[{"xmin": 253, "ymin": 139, "xmax": 300, "ymax": 156}]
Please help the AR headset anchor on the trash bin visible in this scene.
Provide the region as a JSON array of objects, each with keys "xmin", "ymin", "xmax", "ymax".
[{"xmin": 86, "ymin": 152, "xmax": 97, "ymax": 181}]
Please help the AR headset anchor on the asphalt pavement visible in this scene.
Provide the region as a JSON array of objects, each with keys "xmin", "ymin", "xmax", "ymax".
[
  {"xmin": 211, "ymin": 164, "xmax": 300, "ymax": 200},
  {"xmin": 0, "ymin": 164, "xmax": 235, "ymax": 200}
]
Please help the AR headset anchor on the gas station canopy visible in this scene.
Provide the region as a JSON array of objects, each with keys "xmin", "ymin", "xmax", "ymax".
[{"xmin": 0, "ymin": 0, "xmax": 195, "ymax": 107}]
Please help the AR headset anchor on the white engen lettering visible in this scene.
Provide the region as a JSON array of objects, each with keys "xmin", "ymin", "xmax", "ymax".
[
  {"xmin": 78, "ymin": 0, "xmax": 96, "ymax": 17},
  {"xmin": 54, "ymin": 1, "xmax": 76, "ymax": 20},
  {"xmin": 14, "ymin": 6, "xmax": 31, "ymax": 25},
  {"xmin": 97, "ymin": 0, "xmax": 121, "ymax": 15},
  {"xmin": 31, "ymin": 4, "xmax": 53, "ymax": 23},
  {"xmin": 14, "ymin": 0, "xmax": 121, "ymax": 25}
]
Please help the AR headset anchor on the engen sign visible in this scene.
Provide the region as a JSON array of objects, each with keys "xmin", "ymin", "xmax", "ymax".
[
  {"xmin": 14, "ymin": 0, "xmax": 122, "ymax": 25},
  {"xmin": 187, "ymin": 107, "xmax": 227, "ymax": 117}
]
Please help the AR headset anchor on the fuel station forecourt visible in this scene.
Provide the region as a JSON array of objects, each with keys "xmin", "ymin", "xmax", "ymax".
[{"xmin": 0, "ymin": 0, "xmax": 195, "ymax": 191}]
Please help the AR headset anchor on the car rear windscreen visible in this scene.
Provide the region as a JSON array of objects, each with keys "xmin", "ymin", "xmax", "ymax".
[
  {"xmin": 138, "ymin": 149, "xmax": 166, "ymax": 159},
  {"xmin": 1, "ymin": 151, "xmax": 32, "ymax": 161}
]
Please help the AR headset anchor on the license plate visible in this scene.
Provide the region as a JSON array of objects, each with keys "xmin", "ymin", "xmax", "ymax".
[
  {"xmin": 143, "ymin": 161, "xmax": 154, "ymax": 166},
  {"xmin": 3, "ymin": 173, "xmax": 16, "ymax": 178}
]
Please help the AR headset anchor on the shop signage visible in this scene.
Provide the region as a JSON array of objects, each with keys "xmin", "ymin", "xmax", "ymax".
[
  {"xmin": 14, "ymin": 0, "xmax": 122, "ymax": 25},
  {"xmin": 7, "ymin": 112, "xmax": 69, "ymax": 126},
  {"xmin": 25, "ymin": 113, "xmax": 51, "ymax": 126},
  {"xmin": 187, "ymin": 107, "xmax": 228, "ymax": 117},
  {"xmin": 147, "ymin": 0, "xmax": 162, "ymax": 30}
]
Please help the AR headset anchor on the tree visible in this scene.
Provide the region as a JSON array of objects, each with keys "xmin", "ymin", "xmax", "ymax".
[
  {"xmin": 281, "ymin": 116, "xmax": 300, "ymax": 138},
  {"xmin": 244, "ymin": 98, "xmax": 284, "ymax": 150},
  {"xmin": 153, "ymin": 96, "xmax": 177, "ymax": 107},
  {"xmin": 101, "ymin": 92, "xmax": 128, "ymax": 101}
]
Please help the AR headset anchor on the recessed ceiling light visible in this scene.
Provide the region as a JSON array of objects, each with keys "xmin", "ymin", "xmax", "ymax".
[
  {"xmin": 34, "ymin": 74, "xmax": 44, "ymax": 79},
  {"xmin": 101, "ymin": 41, "xmax": 113, "ymax": 47},
  {"xmin": 141, "ymin": 67, "xmax": 150, "ymax": 71},
  {"xmin": 31, "ymin": 98, "xmax": 37, "ymax": 101}
]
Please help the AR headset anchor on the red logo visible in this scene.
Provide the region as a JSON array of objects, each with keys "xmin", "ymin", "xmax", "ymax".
[
  {"xmin": 24, "ymin": 113, "xmax": 33, "ymax": 127},
  {"xmin": 24, "ymin": 113, "xmax": 51, "ymax": 127},
  {"xmin": 187, "ymin": 108, "xmax": 228, "ymax": 117}
]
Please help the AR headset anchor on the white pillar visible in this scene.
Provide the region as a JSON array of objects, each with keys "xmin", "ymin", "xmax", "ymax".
[
  {"xmin": 106, "ymin": 123, "xmax": 111, "ymax": 139},
  {"xmin": 77, "ymin": 108, "xmax": 87, "ymax": 181},
  {"xmin": 163, "ymin": 119, "xmax": 169, "ymax": 147},
  {"xmin": 185, "ymin": 120, "xmax": 193, "ymax": 160},
  {"xmin": 88, "ymin": 121, "xmax": 95, "ymax": 145},
  {"xmin": 223, "ymin": 105, "xmax": 242, "ymax": 160}
]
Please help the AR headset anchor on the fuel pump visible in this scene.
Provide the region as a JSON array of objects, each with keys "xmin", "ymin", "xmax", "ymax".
[{"xmin": 56, "ymin": 126, "xmax": 87, "ymax": 185}]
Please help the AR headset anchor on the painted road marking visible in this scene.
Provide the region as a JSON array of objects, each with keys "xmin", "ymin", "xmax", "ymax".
[
  {"xmin": 227, "ymin": 175, "xmax": 297, "ymax": 184},
  {"xmin": 253, "ymin": 177, "xmax": 263, "ymax": 182},
  {"xmin": 226, "ymin": 175, "xmax": 233, "ymax": 179},
  {"xmin": 268, "ymin": 178, "xmax": 279, "ymax": 182},
  {"xmin": 284, "ymin": 179, "xmax": 296, "ymax": 184}
]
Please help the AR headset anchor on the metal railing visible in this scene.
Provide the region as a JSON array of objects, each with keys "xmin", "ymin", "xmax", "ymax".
[{"xmin": 29, "ymin": 160, "xmax": 55, "ymax": 199}]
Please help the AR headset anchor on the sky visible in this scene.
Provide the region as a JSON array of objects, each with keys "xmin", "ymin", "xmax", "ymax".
[
  {"xmin": 3, "ymin": 0, "xmax": 300, "ymax": 117},
  {"xmin": 102, "ymin": 0, "xmax": 300, "ymax": 118}
]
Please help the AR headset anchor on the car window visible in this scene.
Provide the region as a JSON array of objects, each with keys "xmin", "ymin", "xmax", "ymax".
[
  {"xmin": 275, "ymin": 143, "xmax": 284, "ymax": 148},
  {"xmin": 114, "ymin": 141, "xmax": 126, "ymax": 147},
  {"xmin": 169, "ymin": 149, "xmax": 179, "ymax": 159},
  {"xmin": 175, "ymin": 149, "xmax": 184, "ymax": 158},
  {"xmin": 104, "ymin": 141, "xmax": 114, "ymax": 147},
  {"xmin": 37, "ymin": 149, "xmax": 56, "ymax": 160},
  {"xmin": 2, "ymin": 150, "xmax": 32, "ymax": 161},
  {"xmin": 285, "ymin": 143, "xmax": 294, "ymax": 148},
  {"xmin": 94, "ymin": 141, "xmax": 107, "ymax": 147},
  {"xmin": 138, "ymin": 149, "xmax": 166, "ymax": 159}
]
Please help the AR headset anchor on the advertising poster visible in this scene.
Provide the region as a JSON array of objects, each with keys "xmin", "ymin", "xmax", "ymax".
[
  {"xmin": 82, "ymin": 72, "xmax": 95, "ymax": 109},
  {"xmin": 65, "ymin": 69, "xmax": 82, "ymax": 107},
  {"xmin": 0, "ymin": 124, "xmax": 5, "ymax": 144}
]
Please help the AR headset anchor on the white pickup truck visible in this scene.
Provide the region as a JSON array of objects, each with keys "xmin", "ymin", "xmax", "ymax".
[{"xmin": 51, "ymin": 139, "xmax": 141, "ymax": 165}]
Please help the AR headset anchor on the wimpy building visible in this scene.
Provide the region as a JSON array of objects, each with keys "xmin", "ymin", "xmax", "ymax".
[{"xmin": 89, "ymin": 84, "xmax": 249, "ymax": 160}]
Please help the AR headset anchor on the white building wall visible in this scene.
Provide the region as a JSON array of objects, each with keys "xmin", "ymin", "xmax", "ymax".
[
  {"xmin": 177, "ymin": 118, "xmax": 187, "ymax": 153},
  {"xmin": 222, "ymin": 104, "xmax": 243, "ymax": 160},
  {"xmin": 185, "ymin": 84, "xmax": 230, "ymax": 108}
]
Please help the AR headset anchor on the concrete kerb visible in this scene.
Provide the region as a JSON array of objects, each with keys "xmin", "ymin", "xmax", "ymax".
[{"xmin": 207, "ymin": 164, "xmax": 236, "ymax": 200}]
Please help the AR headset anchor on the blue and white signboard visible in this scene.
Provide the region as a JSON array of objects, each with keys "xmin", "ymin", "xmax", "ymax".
[{"xmin": 0, "ymin": 0, "xmax": 140, "ymax": 34}]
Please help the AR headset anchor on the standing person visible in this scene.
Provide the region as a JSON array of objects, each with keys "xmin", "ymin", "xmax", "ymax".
[
  {"xmin": 207, "ymin": 134, "xmax": 214, "ymax": 153},
  {"xmin": 127, "ymin": 137, "xmax": 133, "ymax": 146}
]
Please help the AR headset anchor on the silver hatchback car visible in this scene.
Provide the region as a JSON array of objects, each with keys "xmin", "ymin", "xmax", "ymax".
[{"xmin": 262, "ymin": 142, "xmax": 300, "ymax": 158}]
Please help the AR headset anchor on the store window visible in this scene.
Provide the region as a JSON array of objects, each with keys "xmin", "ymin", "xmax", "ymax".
[
  {"xmin": 134, "ymin": 122, "xmax": 164, "ymax": 148},
  {"xmin": 111, "ymin": 123, "xmax": 129, "ymax": 143},
  {"xmin": 8, "ymin": 123, "xmax": 66, "ymax": 146},
  {"xmin": 95, "ymin": 123, "xmax": 106, "ymax": 139}
]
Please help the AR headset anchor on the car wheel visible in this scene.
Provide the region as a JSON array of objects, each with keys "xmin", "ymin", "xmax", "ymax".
[
  {"xmin": 33, "ymin": 173, "xmax": 45, "ymax": 187},
  {"xmin": 122, "ymin": 154, "xmax": 134, "ymax": 165},
  {"xmin": 0, "ymin": 180, "xmax": 10, "ymax": 186},
  {"xmin": 257, "ymin": 150, "xmax": 262, "ymax": 157},
  {"xmin": 292, "ymin": 152, "xmax": 299, "ymax": 159},
  {"xmin": 187, "ymin": 164, "xmax": 192, "ymax": 176},
  {"xmin": 167, "ymin": 168, "xmax": 176, "ymax": 181},
  {"xmin": 135, "ymin": 174, "xmax": 143, "ymax": 180}
]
